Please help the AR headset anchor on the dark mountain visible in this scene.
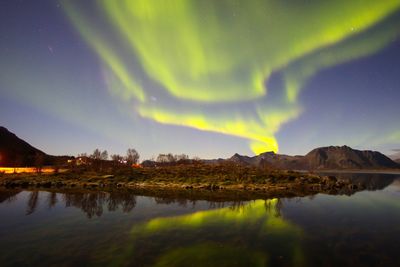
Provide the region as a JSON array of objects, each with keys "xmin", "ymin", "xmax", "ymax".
[
  {"xmin": 225, "ymin": 146, "xmax": 399, "ymax": 170},
  {"xmin": 229, "ymin": 153, "xmax": 254, "ymax": 165},
  {"xmin": 303, "ymin": 146, "xmax": 398, "ymax": 169},
  {"xmin": 228, "ymin": 152, "xmax": 304, "ymax": 169},
  {"xmin": 0, "ymin": 126, "xmax": 71, "ymax": 166},
  {"xmin": 0, "ymin": 126, "xmax": 45, "ymax": 166}
]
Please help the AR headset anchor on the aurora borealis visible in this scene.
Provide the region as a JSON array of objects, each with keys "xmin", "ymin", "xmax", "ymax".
[
  {"xmin": 116, "ymin": 199, "xmax": 304, "ymax": 266},
  {"xmin": 0, "ymin": 0, "xmax": 399, "ymax": 158}
]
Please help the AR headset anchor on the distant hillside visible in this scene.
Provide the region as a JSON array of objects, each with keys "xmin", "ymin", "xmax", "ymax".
[
  {"xmin": 0, "ymin": 126, "xmax": 70, "ymax": 166},
  {"xmin": 0, "ymin": 126, "xmax": 46, "ymax": 166},
  {"xmin": 303, "ymin": 146, "xmax": 398, "ymax": 169},
  {"xmin": 229, "ymin": 152, "xmax": 304, "ymax": 169},
  {"xmin": 226, "ymin": 146, "xmax": 399, "ymax": 170}
]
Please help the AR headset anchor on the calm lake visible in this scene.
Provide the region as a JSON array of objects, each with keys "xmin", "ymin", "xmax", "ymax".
[{"xmin": 1, "ymin": 173, "xmax": 400, "ymax": 267}]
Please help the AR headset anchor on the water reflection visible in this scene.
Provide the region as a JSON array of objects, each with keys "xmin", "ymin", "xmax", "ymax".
[
  {"xmin": 115, "ymin": 199, "xmax": 305, "ymax": 267},
  {"xmin": 321, "ymin": 172, "xmax": 398, "ymax": 191},
  {"xmin": 0, "ymin": 188, "xmax": 21, "ymax": 203},
  {"xmin": 47, "ymin": 192, "xmax": 58, "ymax": 209},
  {"xmin": 0, "ymin": 174, "xmax": 399, "ymax": 267},
  {"xmin": 1, "ymin": 188, "xmax": 306, "ymax": 266},
  {"xmin": 0, "ymin": 190, "xmax": 138, "ymax": 218},
  {"xmin": 1, "ymin": 173, "xmax": 398, "ymax": 218},
  {"xmin": 62, "ymin": 191, "xmax": 137, "ymax": 218}
]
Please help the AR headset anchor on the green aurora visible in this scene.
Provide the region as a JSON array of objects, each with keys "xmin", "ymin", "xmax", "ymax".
[
  {"xmin": 114, "ymin": 199, "xmax": 305, "ymax": 267},
  {"xmin": 63, "ymin": 0, "xmax": 400, "ymax": 154}
]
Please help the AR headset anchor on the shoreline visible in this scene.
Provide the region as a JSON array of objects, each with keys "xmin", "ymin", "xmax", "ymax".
[
  {"xmin": 0, "ymin": 170, "xmax": 366, "ymax": 200},
  {"xmin": 312, "ymin": 169, "xmax": 400, "ymax": 175},
  {"xmin": 0, "ymin": 183, "xmax": 359, "ymax": 202},
  {"xmin": 2, "ymin": 164, "xmax": 395, "ymax": 200}
]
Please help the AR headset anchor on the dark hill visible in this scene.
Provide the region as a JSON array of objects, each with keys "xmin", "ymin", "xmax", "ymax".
[
  {"xmin": 225, "ymin": 146, "xmax": 399, "ymax": 170},
  {"xmin": 0, "ymin": 126, "xmax": 70, "ymax": 166},
  {"xmin": 303, "ymin": 146, "xmax": 399, "ymax": 170},
  {"xmin": 228, "ymin": 152, "xmax": 304, "ymax": 169}
]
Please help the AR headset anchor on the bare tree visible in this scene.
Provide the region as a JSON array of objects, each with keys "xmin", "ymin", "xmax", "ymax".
[
  {"xmin": 156, "ymin": 154, "xmax": 168, "ymax": 163},
  {"xmin": 126, "ymin": 149, "xmax": 140, "ymax": 165},
  {"xmin": 175, "ymin": 154, "xmax": 189, "ymax": 161},
  {"xmin": 157, "ymin": 153, "xmax": 178, "ymax": 163},
  {"xmin": 34, "ymin": 152, "xmax": 44, "ymax": 174},
  {"xmin": 111, "ymin": 154, "xmax": 123, "ymax": 172},
  {"xmin": 90, "ymin": 149, "xmax": 102, "ymax": 171},
  {"xmin": 91, "ymin": 149, "xmax": 101, "ymax": 160},
  {"xmin": 166, "ymin": 153, "xmax": 175, "ymax": 163},
  {"xmin": 100, "ymin": 150, "xmax": 108, "ymax": 161},
  {"xmin": 111, "ymin": 154, "xmax": 123, "ymax": 163},
  {"xmin": 13, "ymin": 155, "xmax": 24, "ymax": 173}
]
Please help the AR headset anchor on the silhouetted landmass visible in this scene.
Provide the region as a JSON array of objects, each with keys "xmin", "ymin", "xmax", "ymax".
[
  {"xmin": 219, "ymin": 146, "xmax": 399, "ymax": 170},
  {"xmin": 304, "ymin": 146, "xmax": 398, "ymax": 169},
  {"xmin": 1, "ymin": 126, "xmax": 398, "ymax": 170},
  {"xmin": 0, "ymin": 162, "xmax": 372, "ymax": 200},
  {"xmin": 0, "ymin": 126, "xmax": 46, "ymax": 166},
  {"xmin": 0, "ymin": 126, "xmax": 72, "ymax": 167}
]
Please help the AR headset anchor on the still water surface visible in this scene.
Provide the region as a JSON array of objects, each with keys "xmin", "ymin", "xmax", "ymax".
[{"xmin": 0, "ymin": 173, "xmax": 399, "ymax": 267}]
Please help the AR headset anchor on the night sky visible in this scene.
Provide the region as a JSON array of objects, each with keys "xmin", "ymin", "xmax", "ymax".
[{"xmin": 0, "ymin": 0, "xmax": 399, "ymax": 159}]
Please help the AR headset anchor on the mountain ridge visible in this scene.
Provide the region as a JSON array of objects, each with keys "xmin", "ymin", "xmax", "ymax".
[
  {"xmin": 0, "ymin": 126, "xmax": 398, "ymax": 170},
  {"xmin": 0, "ymin": 126, "xmax": 70, "ymax": 166},
  {"xmin": 226, "ymin": 145, "xmax": 399, "ymax": 170}
]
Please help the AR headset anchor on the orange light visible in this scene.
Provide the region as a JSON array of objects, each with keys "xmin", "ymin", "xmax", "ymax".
[
  {"xmin": 0, "ymin": 167, "xmax": 67, "ymax": 174},
  {"xmin": 132, "ymin": 164, "xmax": 143, "ymax": 169}
]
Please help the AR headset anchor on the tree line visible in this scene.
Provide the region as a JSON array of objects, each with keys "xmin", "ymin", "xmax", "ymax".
[
  {"xmin": 78, "ymin": 148, "xmax": 140, "ymax": 165},
  {"xmin": 77, "ymin": 149, "xmax": 198, "ymax": 165}
]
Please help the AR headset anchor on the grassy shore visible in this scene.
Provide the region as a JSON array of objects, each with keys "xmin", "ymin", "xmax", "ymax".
[{"xmin": 0, "ymin": 163, "xmax": 365, "ymax": 198}]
